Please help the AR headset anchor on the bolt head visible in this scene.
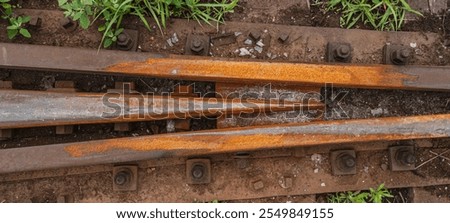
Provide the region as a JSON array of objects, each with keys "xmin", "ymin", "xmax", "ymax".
[
  {"xmin": 404, "ymin": 154, "xmax": 415, "ymax": 164},
  {"xmin": 396, "ymin": 150, "xmax": 415, "ymax": 165},
  {"xmin": 391, "ymin": 48, "xmax": 410, "ymax": 65},
  {"xmin": 114, "ymin": 171, "xmax": 130, "ymax": 185},
  {"xmin": 344, "ymin": 157, "xmax": 356, "ymax": 168},
  {"xmin": 400, "ymin": 49, "xmax": 410, "ymax": 58},
  {"xmin": 190, "ymin": 39, "xmax": 204, "ymax": 53},
  {"xmin": 117, "ymin": 33, "xmax": 128, "ymax": 43},
  {"xmin": 334, "ymin": 45, "xmax": 351, "ymax": 61},
  {"xmin": 339, "ymin": 154, "xmax": 356, "ymax": 169},
  {"xmin": 191, "ymin": 164, "xmax": 204, "ymax": 179},
  {"xmin": 117, "ymin": 33, "xmax": 133, "ymax": 49}
]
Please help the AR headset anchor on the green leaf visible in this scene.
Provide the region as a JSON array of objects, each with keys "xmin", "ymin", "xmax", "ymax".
[
  {"xmin": 2, "ymin": 3, "xmax": 11, "ymax": 8},
  {"xmin": 98, "ymin": 25, "xmax": 106, "ymax": 32},
  {"xmin": 73, "ymin": 12, "xmax": 83, "ymax": 21},
  {"xmin": 103, "ymin": 38, "xmax": 113, "ymax": 48},
  {"xmin": 79, "ymin": 13, "xmax": 90, "ymax": 29},
  {"xmin": 114, "ymin": 28, "xmax": 123, "ymax": 36},
  {"xmin": 21, "ymin": 16, "xmax": 31, "ymax": 23},
  {"xmin": 57, "ymin": 0, "xmax": 68, "ymax": 6},
  {"xmin": 19, "ymin": 28, "xmax": 31, "ymax": 38},
  {"xmin": 7, "ymin": 29, "xmax": 18, "ymax": 39}
]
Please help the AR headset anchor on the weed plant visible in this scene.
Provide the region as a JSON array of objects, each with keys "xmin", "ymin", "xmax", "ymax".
[
  {"xmin": 58, "ymin": 0, "xmax": 238, "ymax": 48},
  {"xmin": 326, "ymin": 0, "xmax": 422, "ymax": 31},
  {"xmin": 328, "ymin": 183, "xmax": 394, "ymax": 203},
  {"xmin": 0, "ymin": 0, "xmax": 31, "ymax": 39}
]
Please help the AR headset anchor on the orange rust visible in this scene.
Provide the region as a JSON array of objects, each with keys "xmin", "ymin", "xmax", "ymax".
[
  {"xmin": 63, "ymin": 114, "xmax": 450, "ymax": 157},
  {"xmin": 64, "ymin": 133, "xmax": 442, "ymax": 158},
  {"xmin": 105, "ymin": 58, "xmax": 416, "ymax": 89}
]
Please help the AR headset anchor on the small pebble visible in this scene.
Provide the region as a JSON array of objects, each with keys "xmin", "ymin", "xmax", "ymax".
[
  {"xmin": 244, "ymin": 39, "xmax": 253, "ymax": 45},
  {"xmin": 381, "ymin": 163, "xmax": 388, "ymax": 171},
  {"xmin": 320, "ymin": 182, "xmax": 326, "ymax": 187},
  {"xmin": 313, "ymin": 168, "xmax": 319, "ymax": 173},
  {"xmin": 410, "ymin": 42, "xmax": 417, "ymax": 48},
  {"xmin": 311, "ymin": 154, "xmax": 323, "ymax": 163},
  {"xmin": 363, "ymin": 166, "xmax": 369, "ymax": 173},
  {"xmin": 371, "ymin": 108, "xmax": 383, "ymax": 116},
  {"xmin": 256, "ymin": 40, "xmax": 265, "ymax": 47},
  {"xmin": 166, "ymin": 120, "xmax": 175, "ymax": 132},
  {"xmin": 166, "ymin": 38, "xmax": 173, "ymax": 47},
  {"xmin": 234, "ymin": 31, "xmax": 242, "ymax": 37},
  {"xmin": 254, "ymin": 46, "xmax": 263, "ymax": 53},
  {"xmin": 239, "ymin": 48, "xmax": 250, "ymax": 56},
  {"xmin": 171, "ymin": 33, "xmax": 179, "ymax": 43}
]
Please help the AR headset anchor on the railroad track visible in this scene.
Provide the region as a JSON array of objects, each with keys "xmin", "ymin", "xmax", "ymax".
[{"xmin": 0, "ymin": 8, "xmax": 449, "ymax": 202}]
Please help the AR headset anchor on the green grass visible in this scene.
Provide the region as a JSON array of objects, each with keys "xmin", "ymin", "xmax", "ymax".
[
  {"xmin": 0, "ymin": 0, "xmax": 31, "ymax": 39},
  {"xmin": 58, "ymin": 0, "xmax": 238, "ymax": 48},
  {"xmin": 325, "ymin": 0, "xmax": 423, "ymax": 31},
  {"xmin": 328, "ymin": 183, "xmax": 394, "ymax": 203}
]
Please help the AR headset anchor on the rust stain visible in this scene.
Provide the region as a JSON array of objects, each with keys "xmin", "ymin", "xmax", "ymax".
[
  {"xmin": 64, "ymin": 132, "xmax": 443, "ymax": 158},
  {"xmin": 64, "ymin": 114, "xmax": 450, "ymax": 158},
  {"xmin": 105, "ymin": 57, "xmax": 418, "ymax": 89}
]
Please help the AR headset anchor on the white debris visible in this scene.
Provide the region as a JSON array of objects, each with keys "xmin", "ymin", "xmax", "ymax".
[
  {"xmin": 311, "ymin": 154, "xmax": 323, "ymax": 164},
  {"xmin": 166, "ymin": 38, "xmax": 173, "ymax": 47},
  {"xmin": 283, "ymin": 52, "xmax": 288, "ymax": 58},
  {"xmin": 266, "ymin": 52, "xmax": 272, "ymax": 58},
  {"xmin": 244, "ymin": 39, "xmax": 253, "ymax": 45},
  {"xmin": 363, "ymin": 166, "xmax": 369, "ymax": 173},
  {"xmin": 410, "ymin": 42, "xmax": 417, "ymax": 48},
  {"xmin": 166, "ymin": 120, "xmax": 175, "ymax": 132},
  {"xmin": 371, "ymin": 108, "xmax": 383, "ymax": 116},
  {"xmin": 239, "ymin": 48, "xmax": 251, "ymax": 56},
  {"xmin": 320, "ymin": 182, "xmax": 326, "ymax": 187},
  {"xmin": 254, "ymin": 46, "xmax": 263, "ymax": 53},
  {"xmin": 313, "ymin": 168, "xmax": 319, "ymax": 174},
  {"xmin": 234, "ymin": 31, "xmax": 242, "ymax": 37},
  {"xmin": 256, "ymin": 40, "xmax": 265, "ymax": 47},
  {"xmin": 171, "ymin": 33, "xmax": 179, "ymax": 43}
]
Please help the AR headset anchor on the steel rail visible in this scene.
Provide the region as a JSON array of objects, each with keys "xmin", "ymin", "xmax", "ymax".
[
  {"xmin": 0, "ymin": 89, "xmax": 321, "ymax": 129},
  {"xmin": 0, "ymin": 114, "xmax": 448, "ymax": 174},
  {"xmin": 0, "ymin": 43, "xmax": 449, "ymax": 91}
]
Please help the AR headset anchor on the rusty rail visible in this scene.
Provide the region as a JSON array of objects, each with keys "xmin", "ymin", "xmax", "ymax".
[
  {"xmin": 0, "ymin": 89, "xmax": 321, "ymax": 129},
  {"xmin": 0, "ymin": 114, "xmax": 448, "ymax": 174},
  {"xmin": 0, "ymin": 43, "xmax": 449, "ymax": 91}
]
